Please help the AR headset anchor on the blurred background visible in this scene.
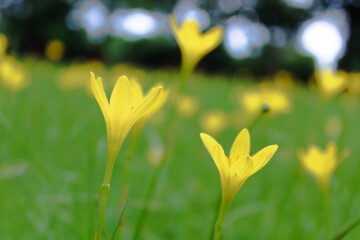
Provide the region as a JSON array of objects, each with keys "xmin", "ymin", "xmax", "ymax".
[{"xmin": 0, "ymin": 0, "xmax": 359, "ymax": 80}]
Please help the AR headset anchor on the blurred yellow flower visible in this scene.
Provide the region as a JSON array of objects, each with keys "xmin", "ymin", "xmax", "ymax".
[
  {"xmin": 240, "ymin": 88, "xmax": 291, "ymax": 116},
  {"xmin": 170, "ymin": 15, "xmax": 223, "ymax": 72},
  {"xmin": 200, "ymin": 128, "xmax": 278, "ymax": 203},
  {"xmin": 0, "ymin": 57, "xmax": 29, "ymax": 92},
  {"xmin": 345, "ymin": 72, "xmax": 360, "ymax": 95},
  {"xmin": 45, "ymin": 39, "xmax": 65, "ymax": 61},
  {"xmin": 325, "ymin": 115, "xmax": 342, "ymax": 139},
  {"xmin": 57, "ymin": 61, "xmax": 105, "ymax": 91},
  {"xmin": 200, "ymin": 110, "xmax": 227, "ymax": 136},
  {"xmin": 316, "ymin": 68, "xmax": 347, "ymax": 99},
  {"xmin": 298, "ymin": 142, "xmax": 348, "ymax": 190},
  {"xmin": 176, "ymin": 94, "xmax": 200, "ymax": 117},
  {"xmin": 90, "ymin": 72, "xmax": 164, "ymax": 184},
  {"xmin": 0, "ymin": 33, "xmax": 8, "ymax": 57}
]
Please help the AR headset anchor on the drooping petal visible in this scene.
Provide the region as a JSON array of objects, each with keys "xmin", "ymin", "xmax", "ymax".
[
  {"xmin": 109, "ymin": 75, "xmax": 131, "ymax": 124},
  {"xmin": 200, "ymin": 133, "xmax": 229, "ymax": 176},
  {"xmin": 229, "ymin": 128, "xmax": 250, "ymax": 162},
  {"xmin": 250, "ymin": 145, "xmax": 278, "ymax": 176},
  {"xmin": 127, "ymin": 86, "xmax": 163, "ymax": 127},
  {"xmin": 90, "ymin": 72, "xmax": 110, "ymax": 124}
]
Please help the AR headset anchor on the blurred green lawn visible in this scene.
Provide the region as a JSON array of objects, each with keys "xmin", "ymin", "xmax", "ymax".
[{"xmin": 0, "ymin": 59, "xmax": 359, "ymax": 240}]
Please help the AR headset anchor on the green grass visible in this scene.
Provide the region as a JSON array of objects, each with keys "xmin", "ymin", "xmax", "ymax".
[{"xmin": 0, "ymin": 58, "xmax": 360, "ymax": 240}]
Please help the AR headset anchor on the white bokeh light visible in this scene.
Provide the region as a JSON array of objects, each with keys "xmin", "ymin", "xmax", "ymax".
[
  {"xmin": 69, "ymin": 0, "xmax": 109, "ymax": 40},
  {"xmin": 224, "ymin": 17, "xmax": 270, "ymax": 59},
  {"xmin": 110, "ymin": 9, "xmax": 167, "ymax": 40},
  {"xmin": 282, "ymin": 0, "xmax": 313, "ymax": 9},
  {"xmin": 172, "ymin": 1, "xmax": 210, "ymax": 30},
  {"xmin": 297, "ymin": 9, "xmax": 349, "ymax": 68}
]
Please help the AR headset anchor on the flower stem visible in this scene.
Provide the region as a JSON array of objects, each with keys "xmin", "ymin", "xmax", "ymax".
[
  {"xmin": 248, "ymin": 103, "xmax": 269, "ymax": 131},
  {"xmin": 97, "ymin": 183, "xmax": 110, "ymax": 240},
  {"xmin": 213, "ymin": 199, "xmax": 230, "ymax": 240}
]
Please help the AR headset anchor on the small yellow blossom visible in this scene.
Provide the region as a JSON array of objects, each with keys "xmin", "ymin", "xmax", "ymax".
[
  {"xmin": 45, "ymin": 39, "xmax": 65, "ymax": 61},
  {"xmin": 90, "ymin": 72, "xmax": 164, "ymax": 184},
  {"xmin": 199, "ymin": 110, "xmax": 227, "ymax": 136},
  {"xmin": 170, "ymin": 15, "xmax": 223, "ymax": 72},
  {"xmin": 200, "ymin": 128, "xmax": 278, "ymax": 202},
  {"xmin": 316, "ymin": 68, "xmax": 347, "ymax": 99},
  {"xmin": 177, "ymin": 94, "xmax": 200, "ymax": 117},
  {"xmin": 298, "ymin": 142, "xmax": 348, "ymax": 190},
  {"xmin": 0, "ymin": 57, "xmax": 29, "ymax": 92},
  {"xmin": 240, "ymin": 88, "xmax": 291, "ymax": 116}
]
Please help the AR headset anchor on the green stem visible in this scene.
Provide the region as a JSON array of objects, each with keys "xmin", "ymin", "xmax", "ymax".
[
  {"xmin": 97, "ymin": 183, "xmax": 111, "ymax": 240},
  {"xmin": 248, "ymin": 103, "xmax": 269, "ymax": 131},
  {"xmin": 213, "ymin": 199, "xmax": 230, "ymax": 240},
  {"xmin": 132, "ymin": 165, "xmax": 163, "ymax": 240}
]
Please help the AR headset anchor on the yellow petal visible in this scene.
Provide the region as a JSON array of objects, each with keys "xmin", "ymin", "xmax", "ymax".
[
  {"xmin": 200, "ymin": 133, "xmax": 229, "ymax": 176},
  {"xmin": 127, "ymin": 86, "xmax": 163, "ymax": 126},
  {"xmin": 90, "ymin": 72, "xmax": 110, "ymax": 124},
  {"xmin": 229, "ymin": 128, "xmax": 250, "ymax": 161},
  {"xmin": 227, "ymin": 155, "xmax": 253, "ymax": 199},
  {"xmin": 109, "ymin": 75, "xmax": 131, "ymax": 124},
  {"xmin": 201, "ymin": 25, "xmax": 223, "ymax": 55},
  {"xmin": 250, "ymin": 145, "xmax": 278, "ymax": 175},
  {"xmin": 129, "ymin": 78, "xmax": 144, "ymax": 105},
  {"xmin": 230, "ymin": 155, "xmax": 253, "ymax": 180}
]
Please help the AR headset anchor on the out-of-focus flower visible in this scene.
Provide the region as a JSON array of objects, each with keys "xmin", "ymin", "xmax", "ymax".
[
  {"xmin": 199, "ymin": 110, "xmax": 227, "ymax": 136},
  {"xmin": 0, "ymin": 57, "xmax": 29, "ymax": 92},
  {"xmin": 170, "ymin": 15, "xmax": 223, "ymax": 72},
  {"xmin": 239, "ymin": 88, "xmax": 291, "ymax": 116},
  {"xmin": 90, "ymin": 72, "xmax": 164, "ymax": 183},
  {"xmin": 298, "ymin": 142, "xmax": 349, "ymax": 190},
  {"xmin": 345, "ymin": 72, "xmax": 360, "ymax": 95},
  {"xmin": 200, "ymin": 128, "xmax": 278, "ymax": 207},
  {"xmin": 45, "ymin": 39, "xmax": 65, "ymax": 61},
  {"xmin": 0, "ymin": 33, "xmax": 8, "ymax": 57},
  {"xmin": 316, "ymin": 68, "xmax": 347, "ymax": 99},
  {"xmin": 56, "ymin": 61, "xmax": 105, "ymax": 91},
  {"xmin": 176, "ymin": 94, "xmax": 200, "ymax": 117}
]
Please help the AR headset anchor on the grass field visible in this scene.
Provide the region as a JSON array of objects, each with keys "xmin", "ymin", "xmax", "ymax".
[{"xmin": 1, "ymin": 58, "xmax": 360, "ymax": 240}]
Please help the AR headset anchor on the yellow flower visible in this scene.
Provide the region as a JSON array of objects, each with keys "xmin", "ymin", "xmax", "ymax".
[
  {"xmin": 90, "ymin": 72, "xmax": 164, "ymax": 184},
  {"xmin": 176, "ymin": 94, "xmax": 200, "ymax": 117},
  {"xmin": 199, "ymin": 110, "xmax": 227, "ymax": 136},
  {"xmin": 200, "ymin": 129, "xmax": 278, "ymax": 202},
  {"xmin": 45, "ymin": 39, "xmax": 65, "ymax": 61},
  {"xmin": 298, "ymin": 142, "xmax": 348, "ymax": 190},
  {"xmin": 345, "ymin": 72, "xmax": 360, "ymax": 95},
  {"xmin": 240, "ymin": 88, "xmax": 291, "ymax": 116},
  {"xmin": 316, "ymin": 68, "xmax": 347, "ymax": 99},
  {"xmin": 170, "ymin": 15, "xmax": 223, "ymax": 72},
  {"xmin": 0, "ymin": 57, "xmax": 29, "ymax": 92}
]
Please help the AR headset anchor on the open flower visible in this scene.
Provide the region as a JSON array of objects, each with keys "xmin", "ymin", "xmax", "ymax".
[
  {"xmin": 200, "ymin": 128, "xmax": 278, "ymax": 203},
  {"xmin": 90, "ymin": 72, "xmax": 164, "ymax": 184},
  {"xmin": 170, "ymin": 15, "xmax": 223, "ymax": 72},
  {"xmin": 298, "ymin": 142, "xmax": 348, "ymax": 190}
]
